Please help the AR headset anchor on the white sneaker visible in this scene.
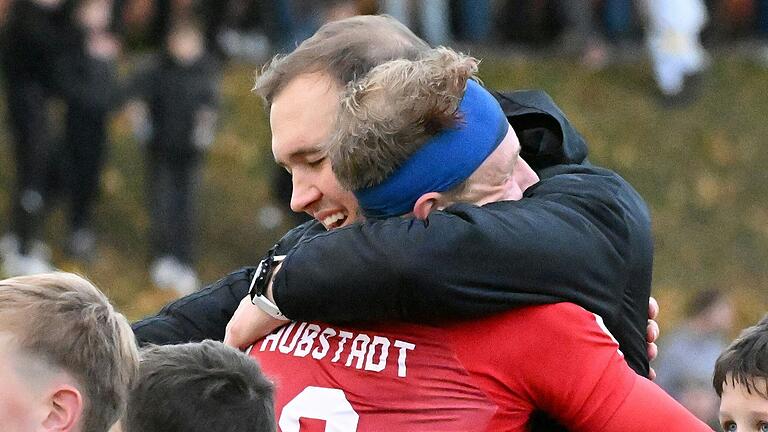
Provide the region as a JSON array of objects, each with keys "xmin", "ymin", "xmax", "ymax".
[
  {"xmin": 150, "ymin": 256, "xmax": 178, "ymax": 289},
  {"xmin": 257, "ymin": 205, "xmax": 284, "ymax": 230},
  {"xmin": 1, "ymin": 234, "xmax": 54, "ymax": 277},
  {"xmin": 170, "ymin": 263, "xmax": 200, "ymax": 297},
  {"xmin": 67, "ymin": 228, "xmax": 96, "ymax": 261},
  {"xmin": 150, "ymin": 256, "xmax": 200, "ymax": 296},
  {"xmin": 0, "ymin": 233, "xmax": 20, "ymax": 258},
  {"xmin": 1, "ymin": 250, "xmax": 54, "ymax": 277}
]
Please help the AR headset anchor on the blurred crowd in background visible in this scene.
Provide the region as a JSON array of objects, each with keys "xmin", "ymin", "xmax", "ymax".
[
  {"xmin": 656, "ymin": 288, "xmax": 735, "ymax": 428},
  {"xmin": 0, "ymin": 1, "xmax": 764, "ymax": 428}
]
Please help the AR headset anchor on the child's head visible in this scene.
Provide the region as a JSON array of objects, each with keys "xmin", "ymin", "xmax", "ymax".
[
  {"xmin": 124, "ymin": 340, "xmax": 275, "ymax": 432},
  {"xmin": 713, "ymin": 314, "xmax": 768, "ymax": 432},
  {"xmin": 0, "ymin": 272, "xmax": 139, "ymax": 432},
  {"xmin": 76, "ymin": 0, "xmax": 113, "ymax": 32},
  {"xmin": 166, "ymin": 18, "xmax": 205, "ymax": 65}
]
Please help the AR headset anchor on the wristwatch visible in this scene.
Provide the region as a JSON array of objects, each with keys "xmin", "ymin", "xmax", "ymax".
[{"xmin": 248, "ymin": 247, "xmax": 289, "ymax": 321}]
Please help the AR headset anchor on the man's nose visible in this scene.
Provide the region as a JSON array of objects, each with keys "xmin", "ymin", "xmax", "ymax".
[
  {"xmin": 504, "ymin": 181, "xmax": 524, "ymax": 202},
  {"xmin": 515, "ymin": 157, "xmax": 539, "ymax": 192},
  {"xmin": 290, "ymin": 174, "xmax": 322, "ymax": 213}
]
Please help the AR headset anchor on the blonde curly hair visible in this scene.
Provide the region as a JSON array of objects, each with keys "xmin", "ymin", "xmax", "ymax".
[{"xmin": 328, "ymin": 47, "xmax": 480, "ymax": 191}]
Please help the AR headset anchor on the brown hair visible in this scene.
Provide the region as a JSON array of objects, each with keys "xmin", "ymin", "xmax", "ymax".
[
  {"xmin": 125, "ymin": 341, "xmax": 275, "ymax": 432},
  {"xmin": 0, "ymin": 272, "xmax": 139, "ymax": 432},
  {"xmin": 253, "ymin": 14, "xmax": 430, "ymax": 107},
  {"xmin": 713, "ymin": 314, "xmax": 768, "ymax": 398},
  {"xmin": 328, "ymin": 46, "xmax": 479, "ymax": 190}
]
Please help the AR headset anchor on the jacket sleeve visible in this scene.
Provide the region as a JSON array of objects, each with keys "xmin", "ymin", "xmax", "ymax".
[
  {"xmin": 273, "ymin": 165, "xmax": 650, "ymax": 325},
  {"xmin": 131, "ymin": 268, "xmax": 253, "ymax": 346},
  {"xmin": 131, "ymin": 221, "xmax": 325, "ymax": 346}
]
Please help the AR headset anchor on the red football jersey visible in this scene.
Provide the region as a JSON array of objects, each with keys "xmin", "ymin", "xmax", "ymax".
[{"xmin": 250, "ymin": 303, "xmax": 710, "ymax": 432}]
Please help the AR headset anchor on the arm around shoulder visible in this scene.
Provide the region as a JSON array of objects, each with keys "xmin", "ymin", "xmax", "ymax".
[
  {"xmin": 132, "ymin": 267, "xmax": 253, "ymax": 346},
  {"xmin": 274, "ymin": 168, "xmax": 645, "ymax": 324}
]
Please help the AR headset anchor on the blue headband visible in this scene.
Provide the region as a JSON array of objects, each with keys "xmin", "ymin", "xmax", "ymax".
[{"xmin": 355, "ymin": 80, "xmax": 509, "ymax": 219}]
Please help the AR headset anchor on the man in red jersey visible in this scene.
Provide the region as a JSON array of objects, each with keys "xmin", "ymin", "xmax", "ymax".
[
  {"xmin": 253, "ymin": 304, "xmax": 696, "ymax": 431},
  {"xmin": 224, "ymin": 15, "xmax": 657, "ymax": 385},
  {"xmin": 135, "ymin": 16, "xmax": 661, "ymax": 389},
  {"xmin": 246, "ymin": 47, "xmax": 711, "ymax": 431}
]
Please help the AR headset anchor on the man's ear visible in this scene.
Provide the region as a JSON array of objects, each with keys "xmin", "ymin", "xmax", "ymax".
[
  {"xmin": 413, "ymin": 192, "xmax": 443, "ymax": 220},
  {"xmin": 42, "ymin": 385, "xmax": 83, "ymax": 432}
]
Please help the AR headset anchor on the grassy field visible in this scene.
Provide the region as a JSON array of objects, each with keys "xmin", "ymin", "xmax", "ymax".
[{"xmin": 0, "ymin": 54, "xmax": 766, "ymax": 333}]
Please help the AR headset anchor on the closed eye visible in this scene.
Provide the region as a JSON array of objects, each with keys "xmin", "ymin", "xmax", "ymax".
[{"xmin": 307, "ymin": 156, "xmax": 326, "ymax": 168}]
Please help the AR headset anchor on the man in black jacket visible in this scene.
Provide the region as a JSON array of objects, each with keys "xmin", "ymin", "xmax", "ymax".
[{"xmin": 133, "ymin": 15, "xmax": 657, "ymax": 380}]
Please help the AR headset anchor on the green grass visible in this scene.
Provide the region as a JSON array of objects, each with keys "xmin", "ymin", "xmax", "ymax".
[{"xmin": 1, "ymin": 56, "xmax": 766, "ymax": 332}]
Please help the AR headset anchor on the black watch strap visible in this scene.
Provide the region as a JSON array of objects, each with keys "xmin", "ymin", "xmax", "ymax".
[{"xmin": 248, "ymin": 245, "xmax": 286, "ymax": 305}]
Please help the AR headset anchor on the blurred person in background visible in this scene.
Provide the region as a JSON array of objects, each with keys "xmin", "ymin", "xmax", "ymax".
[
  {"xmin": 380, "ymin": 0, "xmax": 452, "ymax": 45},
  {"xmin": 757, "ymin": 0, "xmax": 768, "ymax": 64},
  {"xmin": 0, "ymin": 0, "xmax": 11, "ymax": 24},
  {"xmin": 0, "ymin": 0, "xmax": 121, "ymax": 275},
  {"xmin": 135, "ymin": 0, "xmax": 238, "ymax": 60},
  {"xmin": 454, "ymin": 0, "xmax": 492, "ymax": 43},
  {"xmin": 641, "ymin": 0, "xmax": 710, "ymax": 106},
  {"xmin": 495, "ymin": 0, "xmax": 558, "ymax": 46},
  {"xmin": 556, "ymin": 0, "xmax": 635, "ymax": 69},
  {"xmin": 0, "ymin": 0, "xmax": 68, "ymax": 275},
  {"xmin": 261, "ymin": 0, "xmax": 365, "ymax": 52},
  {"xmin": 55, "ymin": 0, "xmax": 121, "ymax": 261},
  {"xmin": 126, "ymin": 16, "xmax": 221, "ymax": 296},
  {"xmin": 656, "ymin": 288, "xmax": 734, "ymax": 428}
]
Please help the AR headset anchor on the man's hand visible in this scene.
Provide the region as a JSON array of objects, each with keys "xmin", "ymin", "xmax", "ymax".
[
  {"xmin": 224, "ymin": 295, "xmax": 284, "ymax": 350},
  {"xmin": 647, "ymin": 296, "xmax": 660, "ymax": 380}
]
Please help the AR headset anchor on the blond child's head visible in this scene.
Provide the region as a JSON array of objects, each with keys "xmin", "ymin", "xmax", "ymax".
[
  {"xmin": 0, "ymin": 272, "xmax": 138, "ymax": 432},
  {"xmin": 713, "ymin": 314, "xmax": 768, "ymax": 432}
]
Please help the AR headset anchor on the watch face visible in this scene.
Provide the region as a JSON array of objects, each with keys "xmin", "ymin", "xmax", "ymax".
[{"xmin": 256, "ymin": 255, "xmax": 275, "ymax": 296}]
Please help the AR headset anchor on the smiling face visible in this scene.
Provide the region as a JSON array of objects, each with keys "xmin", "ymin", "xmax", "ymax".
[
  {"xmin": 719, "ymin": 378, "xmax": 768, "ymax": 432},
  {"xmin": 270, "ymin": 72, "xmax": 360, "ymax": 230},
  {"xmin": 269, "ymin": 73, "xmax": 539, "ymax": 227}
]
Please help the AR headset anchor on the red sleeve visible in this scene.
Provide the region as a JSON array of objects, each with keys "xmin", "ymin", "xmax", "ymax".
[
  {"xmin": 600, "ymin": 375, "xmax": 713, "ymax": 431},
  {"xmin": 522, "ymin": 303, "xmax": 711, "ymax": 431}
]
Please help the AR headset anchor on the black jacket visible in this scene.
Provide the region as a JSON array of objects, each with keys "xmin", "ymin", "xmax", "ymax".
[
  {"xmin": 128, "ymin": 52, "xmax": 222, "ymax": 165},
  {"xmin": 133, "ymin": 90, "xmax": 653, "ymax": 376},
  {"xmin": 1, "ymin": 1, "xmax": 65, "ymax": 82}
]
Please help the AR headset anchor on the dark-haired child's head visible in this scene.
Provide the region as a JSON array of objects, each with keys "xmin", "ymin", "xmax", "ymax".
[
  {"xmin": 713, "ymin": 314, "xmax": 768, "ymax": 432},
  {"xmin": 124, "ymin": 340, "xmax": 274, "ymax": 432}
]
